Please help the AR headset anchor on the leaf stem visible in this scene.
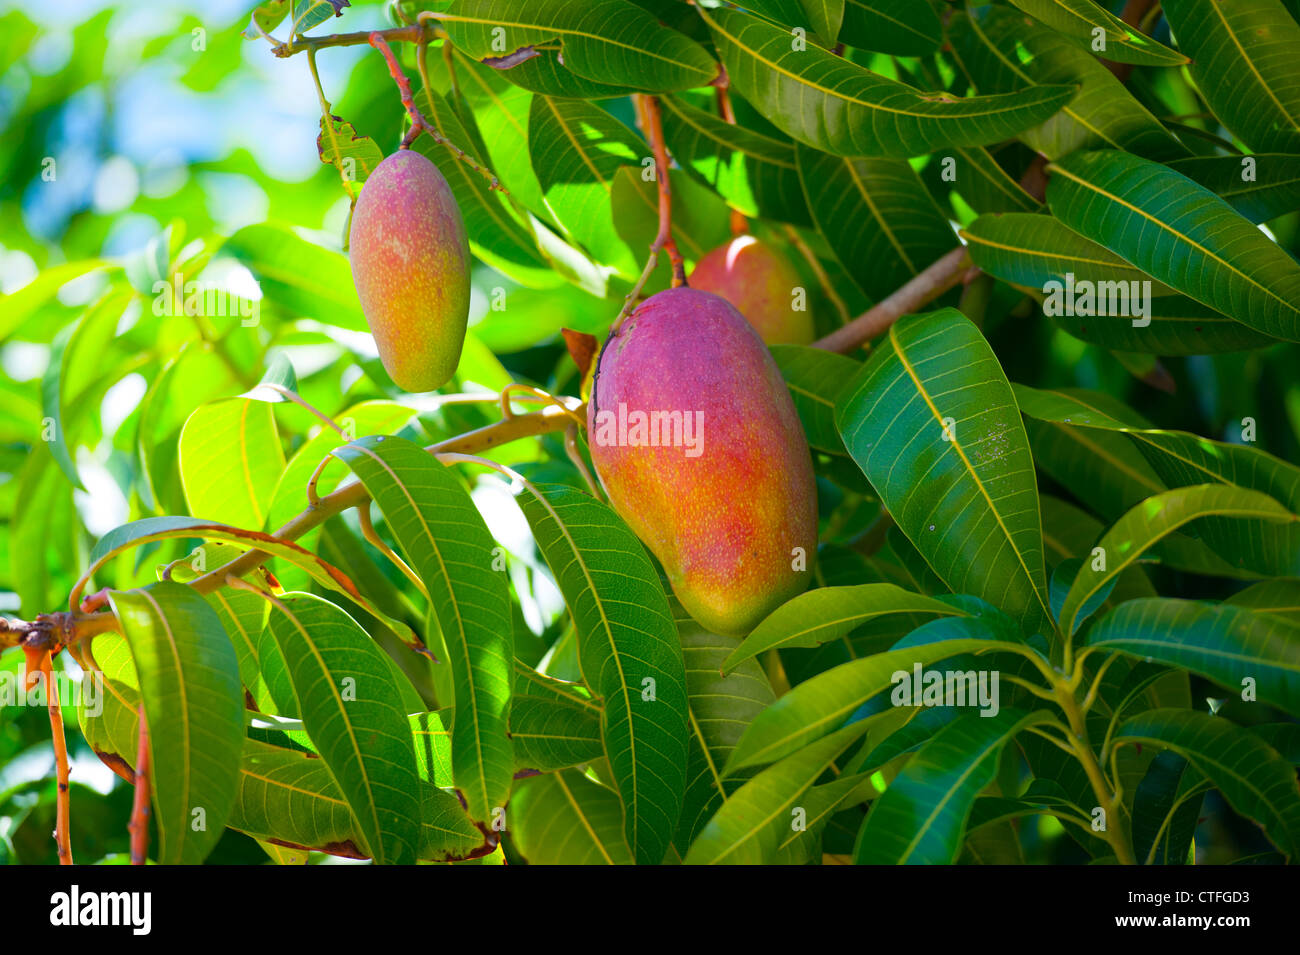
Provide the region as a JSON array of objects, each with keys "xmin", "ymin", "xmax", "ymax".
[
  {"xmin": 41, "ymin": 653, "xmax": 73, "ymax": 865},
  {"xmin": 129, "ymin": 703, "xmax": 150, "ymax": 865}
]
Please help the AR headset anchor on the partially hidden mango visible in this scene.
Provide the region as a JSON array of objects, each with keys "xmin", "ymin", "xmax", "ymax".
[
  {"xmin": 689, "ymin": 235, "xmax": 814, "ymax": 345},
  {"xmin": 349, "ymin": 149, "xmax": 470, "ymax": 392},
  {"xmin": 587, "ymin": 287, "xmax": 818, "ymax": 636}
]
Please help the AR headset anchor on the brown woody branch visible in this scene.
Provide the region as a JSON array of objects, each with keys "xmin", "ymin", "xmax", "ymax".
[{"xmin": 812, "ymin": 246, "xmax": 974, "ymax": 354}]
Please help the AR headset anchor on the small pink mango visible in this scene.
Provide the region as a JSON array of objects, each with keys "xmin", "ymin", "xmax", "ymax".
[
  {"xmin": 588, "ymin": 287, "xmax": 818, "ymax": 636},
  {"xmin": 349, "ymin": 150, "xmax": 470, "ymax": 392},
  {"xmin": 689, "ymin": 236, "xmax": 814, "ymax": 345}
]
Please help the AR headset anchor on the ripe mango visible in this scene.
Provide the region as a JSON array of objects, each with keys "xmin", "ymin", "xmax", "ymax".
[
  {"xmin": 588, "ymin": 287, "xmax": 817, "ymax": 636},
  {"xmin": 689, "ymin": 236, "xmax": 814, "ymax": 345},
  {"xmin": 349, "ymin": 149, "xmax": 470, "ymax": 392}
]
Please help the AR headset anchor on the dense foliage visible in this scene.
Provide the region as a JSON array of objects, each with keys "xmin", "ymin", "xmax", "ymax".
[{"xmin": 2, "ymin": 0, "xmax": 1299, "ymax": 866}]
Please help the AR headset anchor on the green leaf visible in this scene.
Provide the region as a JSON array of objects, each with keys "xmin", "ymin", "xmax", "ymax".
[
  {"xmin": 1086, "ymin": 599, "xmax": 1300, "ymax": 718},
  {"xmin": 674, "ymin": 605, "xmax": 777, "ymax": 852},
  {"xmin": 79, "ymin": 516, "xmax": 419, "ymax": 649},
  {"xmin": 0, "ymin": 260, "xmax": 108, "ymax": 340},
  {"xmin": 1114, "ymin": 709, "xmax": 1300, "ymax": 859},
  {"xmin": 961, "ymin": 212, "xmax": 1171, "ymax": 295},
  {"xmin": 510, "ymin": 770, "xmax": 634, "ymax": 864},
  {"xmin": 331, "ymin": 436, "xmax": 513, "ymax": 823},
  {"xmin": 727, "ymin": 638, "xmax": 1005, "ymax": 771},
  {"xmin": 1162, "ymin": 0, "xmax": 1300, "ymax": 153},
  {"xmin": 723, "ymin": 584, "xmax": 965, "ymax": 674},
  {"xmin": 945, "ymin": 146, "xmax": 1043, "ymax": 215},
  {"xmin": 836, "ymin": 308, "xmax": 1052, "ymax": 634},
  {"xmin": 438, "ymin": 0, "xmax": 716, "ymax": 93},
  {"xmin": 854, "ymin": 708, "xmax": 1053, "ymax": 864},
  {"xmin": 231, "ymin": 739, "xmax": 482, "ymax": 861},
  {"xmin": 949, "ymin": 8, "xmax": 1187, "ymax": 161},
  {"xmin": 1046, "ymin": 150, "xmax": 1300, "ymax": 341},
  {"xmin": 699, "ymin": 6, "xmax": 1077, "ymax": 159},
  {"xmin": 292, "ymin": 0, "xmax": 346, "ymax": 36},
  {"xmin": 178, "ymin": 398, "xmax": 285, "ymax": 529},
  {"xmin": 1131, "ymin": 751, "xmax": 1203, "ymax": 865},
  {"xmin": 316, "ymin": 112, "xmax": 383, "ymax": 198},
  {"xmin": 770, "ymin": 345, "xmax": 860, "ymax": 455},
  {"xmin": 1006, "ymin": 0, "xmax": 1188, "ymax": 66},
  {"xmin": 263, "ymin": 593, "xmax": 422, "ymax": 865},
  {"xmin": 838, "ymin": 0, "xmax": 941, "ymax": 55},
  {"xmin": 223, "ymin": 223, "xmax": 366, "ymax": 331},
  {"xmin": 660, "ymin": 94, "xmax": 811, "ymax": 226},
  {"xmin": 1225, "ymin": 580, "xmax": 1300, "ymax": 624},
  {"xmin": 411, "ymin": 86, "xmax": 557, "ymax": 288},
  {"xmin": 206, "ymin": 586, "xmax": 272, "ymax": 710},
  {"xmin": 107, "ymin": 582, "xmax": 244, "ymax": 865},
  {"xmin": 684, "ymin": 718, "xmax": 872, "ymax": 864},
  {"xmin": 1169, "ymin": 154, "xmax": 1300, "ymax": 224},
  {"xmin": 527, "ymin": 95, "xmax": 641, "ymax": 278},
  {"xmin": 1059, "ymin": 484, "xmax": 1297, "ymax": 634},
  {"xmin": 801, "ymin": 0, "xmax": 844, "ymax": 44},
  {"xmin": 516, "ymin": 482, "xmax": 688, "ymax": 866},
  {"xmin": 796, "ymin": 145, "xmax": 957, "ymax": 301},
  {"xmin": 510, "ymin": 695, "xmax": 603, "ymax": 771}
]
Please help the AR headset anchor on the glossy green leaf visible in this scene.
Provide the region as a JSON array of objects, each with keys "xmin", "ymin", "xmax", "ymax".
[
  {"xmin": 770, "ymin": 345, "xmax": 860, "ymax": 455},
  {"xmin": 223, "ymin": 223, "xmax": 366, "ymax": 331},
  {"xmin": 1162, "ymin": 0, "xmax": 1300, "ymax": 153},
  {"xmin": 836, "ymin": 308, "xmax": 1052, "ymax": 634},
  {"xmin": 511, "ymin": 770, "xmax": 634, "ymax": 864},
  {"xmin": 413, "ymin": 85, "xmax": 556, "ymax": 288},
  {"xmin": 263, "ymin": 593, "xmax": 422, "ymax": 865},
  {"xmin": 1046, "ymin": 150, "xmax": 1300, "ymax": 341},
  {"xmin": 838, "ymin": 0, "xmax": 941, "ymax": 55},
  {"xmin": 855, "ymin": 708, "xmax": 1052, "ymax": 864},
  {"xmin": 1086, "ymin": 599, "xmax": 1300, "ymax": 717},
  {"xmin": 1114, "ymin": 709, "xmax": 1300, "ymax": 859},
  {"xmin": 660, "ymin": 94, "xmax": 810, "ymax": 225},
  {"xmin": 684, "ymin": 718, "xmax": 871, "ymax": 865},
  {"xmin": 949, "ymin": 8, "xmax": 1187, "ymax": 161},
  {"xmin": 517, "ymin": 482, "xmax": 689, "ymax": 866},
  {"xmin": 1225, "ymin": 580, "xmax": 1300, "ymax": 624},
  {"xmin": 231, "ymin": 739, "xmax": 482, "ymax": 862},
  {"xmin": 178, "ymin": 398, "xmax": 284, "ymax": 529},
  {"xmin": 797, "ymin": 145, "xmax": 956, "ymax": 301},
  {"xmin": 1131, "ymin": 750, "xmax": 1203, "ymax": 865},
  {"xmin": 1006, "ymin": 0, "xmax": 1188, "ymax": 66},
  {"xmin": 1169, "ymin": 154, "xmax": 1300, "ymax": 224},
  {"xmin": 723, "ymin": 584, "xmax": 964, "ymax": 674},
  {"xmin": 510, "ymin": 695, "xmax": 603, "ymax": 771},
  {"xmin": 727, "ymin": 638, "xmax": 1003, "ymax": 771},
  {"xmin": 438, "ymin": 0, "xmax": 716, "ymax": 93},
  {"xmin": 527, "ymin": 95, "xmax": 641, "ymax": 278},
  {"xmin": 107, "ymin": 582, "xmax": 244, "ymax": 865},
  {"xmin": 331, "ymin": 435, "xmax": 514, "ymax": 824},
  {"xmin": 674, "ymin": 605, "xmax": 777, "ymax": 852},
  {"xmin": 946, "ymin": 146, "xmax": 1043, "ymax": 214},
  {"xmin": 1059, "ymin": 484, "xmax": 1297, "ymax": 634},
  {"xmin": 700, "ymin": 6, "xmax": 1077, "ymax": 159}
]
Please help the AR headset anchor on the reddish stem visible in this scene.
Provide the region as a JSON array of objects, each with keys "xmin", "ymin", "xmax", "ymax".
[
  {"xmin": 40, "ymin": 653, "xmax": 73, "ymax": 865},
  {"xmin": 638, "ymin": 95, "xmax": 685, "ymax": 287},
  {"xmin": 130, "ymin": 704, "xmax": 151, "ymax": 865}
]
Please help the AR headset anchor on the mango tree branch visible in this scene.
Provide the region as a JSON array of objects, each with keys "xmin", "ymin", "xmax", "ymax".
[
  {"xmin": 272, "ymin": 23, "xmax": 428, "ymax": 57},
  {"xmin": 812, "ymin": 246, "xmax": 974, "ymax": 354},
  {"xmin": 639, "ymin": 94, "xmax": 685, "ymax": 287}
]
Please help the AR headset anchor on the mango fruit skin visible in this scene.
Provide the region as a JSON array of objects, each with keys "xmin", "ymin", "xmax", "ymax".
[
  {"xmin": 689, "ymin": 236, "xmax": 815, "ymax": 345},
  {"xmin": 587, "ymin": 287, "xmax": 818, "ymax": 636},
  {"xmin": 349, "ymin": 149, "xmax": 470, "ymax": 392}
]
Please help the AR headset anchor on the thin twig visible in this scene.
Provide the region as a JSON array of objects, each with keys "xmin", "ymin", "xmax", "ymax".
[
  {"xmin": 369, "ymin": 33, "xmax": 503, "ymax": 190},
  {"xmin": 639, "ymin": 95, "xmax": 685, "ymax": 287},
  {"xmin": 272, "ymin": 23, "xmax": 426, "ymax": 58},
  {"xmin": 358, "ymin": 500, "xmax": 429, "ymax": 599},
  {"xmin": 129, "ymin": 703, "xmax": 150, "ymax": 864},
  {"xmin": 40, "ymin": 653, "xmax": 73, "ymax": 865},
  {"xmin": 812, "ymin": 247, "xmax": 973, "ymax": 354}
]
